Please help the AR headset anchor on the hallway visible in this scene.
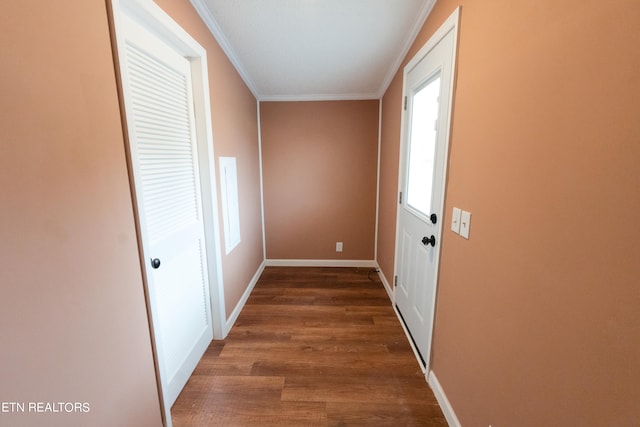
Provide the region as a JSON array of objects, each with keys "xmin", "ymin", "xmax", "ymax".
[{"xmin": 171, "ymin": 267, "xmax": 446, "ymax": 426}]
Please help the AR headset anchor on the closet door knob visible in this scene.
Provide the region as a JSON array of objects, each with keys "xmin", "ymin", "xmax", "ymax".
[{"xmin": 151, "ymin": 258, "xmax": 161, "ymax": 269}]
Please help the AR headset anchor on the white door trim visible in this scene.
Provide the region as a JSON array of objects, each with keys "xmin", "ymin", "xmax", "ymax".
[
  {"xmin": 392, "ymin": 6, "xmax": 461, "ymax": 372},
  {"xmin": 108, "ymin": 0, "xmax": 226, "ymax": 424}
]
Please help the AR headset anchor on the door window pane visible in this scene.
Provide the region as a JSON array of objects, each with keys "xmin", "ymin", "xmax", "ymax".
[{"xmin": 407, "ymin": 74, "xmax": 441, "ymax": 217}]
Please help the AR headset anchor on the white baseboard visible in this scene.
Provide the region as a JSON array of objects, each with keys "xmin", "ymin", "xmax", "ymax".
[
  {"xmin": 428, "ymin": 370, "xmax": 461, "ymax": 427},
  {"xmin": 265, "ymin": 259, "xmax": 378, "ymax": 268},
  {"xmin": 377, "ymin": 269, "xmax": 394, "ymax": 301},
  {"xmin": 224, "ymin": 260, "xmax": 266, "ymax": 334}
]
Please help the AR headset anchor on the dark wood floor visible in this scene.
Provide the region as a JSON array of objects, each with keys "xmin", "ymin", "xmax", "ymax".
[{"xmin": 171, "ymin": 266, "xmax": 447, "ymax": 426}]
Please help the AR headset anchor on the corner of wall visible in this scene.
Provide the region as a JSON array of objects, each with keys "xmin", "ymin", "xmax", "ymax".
[
  {"xmin": 224, "ymin": 259, "xmax": 266, "ymax": 334},
  {"xmin": 428, "ymin": 370, "xmax": 462, "ymax": 427}
]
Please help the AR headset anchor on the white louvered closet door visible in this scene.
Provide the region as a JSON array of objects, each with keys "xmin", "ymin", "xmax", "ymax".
[{"xmin": 122, "ymin": 14, "xmax": 213, "ymax": 407}]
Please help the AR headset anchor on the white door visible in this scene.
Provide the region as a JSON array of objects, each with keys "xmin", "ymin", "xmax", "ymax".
[
  {"xmin": 395, "ymin": 16, "xmax": 458, "ymax": 369},
  {"xmin": 120, "ymin": 14, "xmax": 213, "ymax": 407}
]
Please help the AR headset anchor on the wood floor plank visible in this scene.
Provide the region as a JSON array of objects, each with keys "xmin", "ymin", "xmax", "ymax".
[
  {"xmin": 171, "ymin": 266, "xmax": 446, "ymax": 426},
  {"xmin": 326, "ymin": 401, "xmax": 447, "ymax": 427},
  {"xmin": 281, "ymin": 375, "xmax": 403, "ymax": 403}
]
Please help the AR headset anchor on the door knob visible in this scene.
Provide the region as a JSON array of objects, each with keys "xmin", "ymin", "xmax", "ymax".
[
  {"xmin": 151, "ymin": 258, "xmax": 161, "ymax": 269},
  {"xmin": 430, "ymin": 213, "xmax": 437, "ymax": 224},
  {"xmin": 421, "ymin": 235, "xmax": 436, "ymax": 247}
]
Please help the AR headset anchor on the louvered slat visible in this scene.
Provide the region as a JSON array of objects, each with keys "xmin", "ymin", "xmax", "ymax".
[{"xmin": 125, "ymin": 42, "xmax": 199, "ymax": 244}]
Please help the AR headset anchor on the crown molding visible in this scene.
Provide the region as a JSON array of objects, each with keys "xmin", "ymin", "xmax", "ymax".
[
  {"xmin": 377, "ymin": 0, "xmax": 437, "ymax": 98},
  {"xmin": 189, "ymin": 0, "xmax": 261, "ymax": 99},
  {"xmin": 260, "ymin": 92, "xmax": 380, "ymax": 102}
]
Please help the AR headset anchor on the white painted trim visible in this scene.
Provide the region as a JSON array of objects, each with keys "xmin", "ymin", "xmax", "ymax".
[
  {"xmin": 405, "ymin": 7, "xmax": 460, "ymax": 74},
  {"xmin": 256, "ymin": 100, "xmax": 267, "ymax": 260},
  {"xmin": 377, "ymin": 0, "xmax": 437, "ymax": 98},
  {"xmin": 225, "ymin": 260, "xmax": 266, "ymax": 333},
  {"xmin": 218, "ymin": 157, "xmax": 242, "ymax": 254},
  {"xmin": 260, "ymin": 93, "xmax": 380, "ymax": 102},
  {"xmin": 191, "ymin": 55, "xmax": 227, "ymax": 341},
  {"xmin": 421, "ymin": 6, "xmax": 460, "ymax": 373},
  {"xmin": 428, "ymin": 371, "xmax": 462, "ymax": 427},
  {"xmin": 377, "ymin": 268, "xmax": 394, "ymax": 301},
  {"xmin": 266, "ymin": 259, "xmax": 378, "ymax": 268},
  {"xmin": 189, "ymin": 0, "xmax": 260, "ymax": 98},
  {"xmin": 374, "ymin": 99, "xmax": 382, "ymax": 261}
]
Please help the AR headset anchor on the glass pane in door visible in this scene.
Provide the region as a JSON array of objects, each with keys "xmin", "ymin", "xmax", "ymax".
[{"xmin": 406, "ymin": 74, "xmax": 441, "ymax": 217}]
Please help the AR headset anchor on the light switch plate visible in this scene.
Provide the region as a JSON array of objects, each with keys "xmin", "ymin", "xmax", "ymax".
[
  {"xmin": 451, "ymin": 207, "xmax": 461, "ymax": 234},
  {"xmin": 460, "ymin": 210, "xmax": 471, "ymax": 239}
]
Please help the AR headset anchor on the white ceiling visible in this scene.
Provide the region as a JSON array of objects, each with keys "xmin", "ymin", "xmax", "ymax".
[{"xmin": 190, "ymin": 0, "xmax": 436, "ymax": 101}]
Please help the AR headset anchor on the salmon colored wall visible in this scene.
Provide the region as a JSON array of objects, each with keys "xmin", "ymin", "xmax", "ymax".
[
  {"xmin": 379, "ymin": 0, "xmax": 640, "ymax": 425},
  {"xmin": 0, "ymin": 1, "xmax": 162, "ymax": 426},
  {"xmin": 377, "ymin": 76, "xmax": 403, "ymax": 282},
  {"xmin": 0, "ymin": 0, "xmax": 264, "ymax": 424},
  {"xmin": 261, "ymin": 101, "xmax": 379, "ymax": 260},
  {"xmin": 153, "ymin": 0, "xmax": 264, "ymax": 317}
]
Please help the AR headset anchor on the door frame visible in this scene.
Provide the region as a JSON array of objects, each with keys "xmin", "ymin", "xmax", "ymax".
[
  {"xmin": 107, "ymin": 0, "xmax": 226, "ymax": 424},
  {"xmin": 393, "ymin": 6, "xmax": 460, "ymax": 373}
]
